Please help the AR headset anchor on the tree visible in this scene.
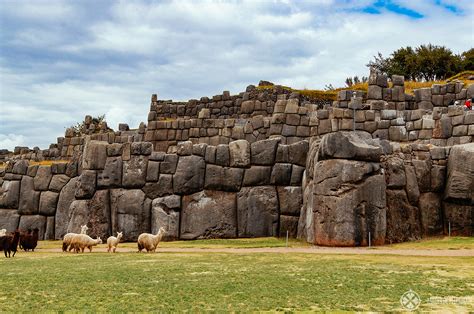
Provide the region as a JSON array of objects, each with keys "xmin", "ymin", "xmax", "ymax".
[{"xmin": 367, "ymin": 44, "xmax": 472, "ymax": 81}]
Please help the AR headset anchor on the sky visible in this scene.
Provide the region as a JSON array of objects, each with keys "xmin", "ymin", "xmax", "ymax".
[{"xmin": 0, "ymin": 0, "xmax": 472, "ymax": 150}]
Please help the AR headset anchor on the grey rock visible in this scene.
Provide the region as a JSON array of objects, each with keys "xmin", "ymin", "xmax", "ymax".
[
  {"xmin": 12, "ymin": 160, "xmax": 28, "ymax": 175},
  {"xmin": 412, "ymin": 160, "xmax": 431, "ymax": 193},
  {"xmin": 75, "ymin": 170, "xmax": 97, "ymax": 199},
  {"xmin": 34, "ymin": 166, "xmax": 52, "ymax": 191},
  {"xmin": 55, "ymin": 177, "xmax": 78, "ymax": 239},
  {"xmin": 318, "ymin": 131, "xmax": 382, "ymax": 162},
  {"xmin": 250, "ymin": 138, "xmax": 279, "ymax": 165},
  {"xmin": 49, "ymin": 174, "xmax": 70, "ymax": 192},
  {"xmin": 0, "ymin": 180, "xmax": 20, "ymax": 209},
  {"xmin": 237, "ymin": 186, "xmax": 278, "ymax": 237},
  {"xmin": 18, "ymin": 176, "xmax": 40, "ymax": 215},
  {"xmin": 146, "ymin": 161, "xmax": 160, "ymax": 182},
  {"xmin": 444, "ymin": 143, "xmax": 474, "ymax": 202},
  {"xmin": 45, "ymin": 216, "xmax": 55, "ymax": 240},
  {"xmin": 270, "ymin": 163, "xmax": 292, "ymax": 185},
  {"xmin": 279, "ymin": 215, "xmax": 299, "ymax": 238},
  {"xmin": 442, "ymin": 202, "xmax": 473, "ymax": 236},
  {"xmin": 39, "ymin": 191, "xmax": 59, "ymax": 216},
  {"xmin": 97, "ymin": 156, "xmax": 122, "ymax": 188},
  {"xmin": 215, "ymin": 144, "xmax": 230, "ymax": 167},
  {"xmin": 383, "ymin": 156, "xmax": 406, "ymax": 188},
  {"xmin": 142, "ymin": 174, "xmax": 173, "ymax": 199},
  {"xmin": 242, "ymin": 166, "xmax": 272, "ymax": 186},
  {"xmin": 173, "ymin": 155, "xmax": 205, "ymax": 195},
  {"xmin": 386, "ymin": 189, "xmax": 421, "ymax": 243},
  {"xmin": 181, "ymin": 190, "xmax": 237, "ymax": 239},
  {"xmin": 122, "ymin": 155, "xmax": 148, "ymax": 188},
  {"xmin": 82, "ymin": 140, "xmax": 108, "ymax": 170},
  {"xmin": 405, "ymin": 165, "xmax": 420, "ymax": 206},
  {"xmin": 419, "ymin": 193, "xmax": 442, "ymax": 236},
  {"xmin": 204, "ymin": 165, "xmax": 243, "ymax": 192},
  {"xmin": 110, "ymin": 189, "xmax": 151, "ymax": 242},
  {"xmin": 229, "ymin": 140, "xmax": 250, "ymax": 168},
  {"xmin": 151, "ymin": 198, "xmax": 180, "ymax": 240},
  {"xmin": 288, "ymin": 140, "xmax": 309, "ymax": 166},
  {"xmin": 277, "ymin": 186, "xmax": 302, "ymax": 216},
  {"xmin": 160, "ymin": 154, "xmax": 178, "ymax": 174}
]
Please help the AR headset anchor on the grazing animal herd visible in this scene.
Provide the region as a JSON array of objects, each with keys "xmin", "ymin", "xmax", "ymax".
[{"xmin": 0, "ymin": 225, "xmax": 167, "ymax": 258}]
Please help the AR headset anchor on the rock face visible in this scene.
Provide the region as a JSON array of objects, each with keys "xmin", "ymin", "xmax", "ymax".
[
  {"xmin": 237, "ymin": 186, "xmax": 278, "ymax": 237},
  {"xmin": 385, "ymin": 190, "xmax": 421, "ymax": 243},
  {"xmin": 444, "ymin": 143, "xmax": 474, "ymax": 203},
  {"xmin": 18, "ymin": 176, "xmax": 40, "ymax": 215},
  {"xmin": 55, "ymin": 177, "xmax": 79, "ymax": 239},
  {"xmin": 318, "ymin": 131, "xmax": 383, "ymax": 162},
  {"xmin": 312, "ymin": 159, "xmax": 386, "ymax": 246},
  {"xmin": 0, "ymin": 209, "xmax": 20, "ymax": 231},
  {"xmin": 151, "ymin": 196, "xmax": 180, "ymax": 241},
  {"xmin": 110, "ymin": 189, "xmax": 151, "ymax": 242},
  {"xmin": 181, "ymin": 190, "xmax": 237, "ymax": 239},
  {"xmin": 173, "ymin": 156, "xmax": 205, "ymax": 195},
  {"xmin": 0, "ymin": 180, "xmax": 20, "ymax": 209}
]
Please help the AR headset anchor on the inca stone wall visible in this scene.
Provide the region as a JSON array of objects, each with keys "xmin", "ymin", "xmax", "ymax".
[{"xmin": 1, "ymin": 70, "xmax": 473, "ymax": 246}]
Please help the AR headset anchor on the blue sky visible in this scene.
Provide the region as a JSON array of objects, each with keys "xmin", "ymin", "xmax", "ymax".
[{"xmin": 0, "ymin": 0, "xmax": 472, "ymax": 150}]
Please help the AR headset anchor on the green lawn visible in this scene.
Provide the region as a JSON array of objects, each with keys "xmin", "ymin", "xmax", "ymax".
[{"xmin": 0, "ymin": 250, "xmax": 473, "ymax": 311}]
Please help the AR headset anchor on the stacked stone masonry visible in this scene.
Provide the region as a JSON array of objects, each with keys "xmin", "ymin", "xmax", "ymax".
[{"xmin": 1, "ymin": 71, "xmax": 473, "ymax": 246}]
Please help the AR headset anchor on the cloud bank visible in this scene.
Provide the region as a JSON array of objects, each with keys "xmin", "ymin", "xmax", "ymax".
[{"xmin": 0, "ymin": 0, "xmax": 471, "ymax": 149}]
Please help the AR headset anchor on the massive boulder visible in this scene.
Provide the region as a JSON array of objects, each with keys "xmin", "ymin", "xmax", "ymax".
[
  {"xmin": 181, "ymin": 190, "xmax": 237, "ymax": 239},
  {"xmin": 444, "ymin": 143, "xmax": 474, "ymax": 203},
  {"xmin": 204, "ymin": 165, "xmax": 243, "ymax": 192},
  {"xmin": 18, "ymin": 176, "xmax": 40, "ymax": 215},
  {"xmin": 237, "ymin": 186, "xmax": 279, "ymax": 237},
  {"xmin": 151, "ymin": 195, "xmax": 180, "ymax": 240},
  {"xmin": 39, "ymin": 191, "xmax": 59, "ymax": 216},
  {"xmin": 419, "ymin": 193, "xmax": 442, "ymax": 236},
  {"xmin": 173, "ymin": 155, "xmax": 205, "ymax": 195},
  {"xmin": 385, "ymin": 189, "xmax": 421, "ymax": 243},
  {"xmin": 443, "ymin": 202, "xmax": 473, "ymax": 236},
  {"xmin": 33, "ymin": 166, "xmax": 52, "ymax": 191},
  {"xmin": 122, "ymin": 156, "xmax": 148, "ymax": 188},
  {"xmin": 0, "ymin": 180, "xmax": 20, "ymax": 209},
  {"xmin": 312, "ymin": 159, "xmax": 386, "ymax": 246},
  {"xmin": 110, "ymin": 189, "xmax": 151, "ymax": 242},
  {"xmin": 82, "ymin": 140, "xmax": 108, "ymax": 170},
  {"xmin": 250, "ymin": 138, "xmax": 279, "ymax": 165},
  {"xmin": 55, "ymin": 177, "xmax": 79, "ymax": 239},
  {"xmin": 97, "ymin": 157, "xmax": 122, "ymax": 188},
  {"xmin": 318, "ymin": 131, "xmax": 382, "ymax": 162},
  {"xmin": 75, "ymin": 170, "xmax": 97, "ymax": 199},
  {"xmin": 229, "ymin": 140, "xmax": 250, "ymax": 167}
]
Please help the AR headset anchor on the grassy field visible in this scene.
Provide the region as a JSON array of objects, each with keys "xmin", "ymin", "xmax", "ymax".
[{"xmin": 0, "ymin": 237, "xmax": 473, "ymax": 312}]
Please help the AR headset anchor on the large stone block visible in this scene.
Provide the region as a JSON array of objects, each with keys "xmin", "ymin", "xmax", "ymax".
[
  {"xmin": 313, "ymin": 159, "xmax": 386, "ymax": 246},
  {"xmin": 142, "ymin": 174, "xmax": 173, "ymax": 199},
  {"xmin": 444, "ymin": 143, "xmax": 474, "ymax": 203},
  {"xmin": 383, "ymin": 156, "xmax": 406, "ymax": 188},
  {"xmin": 34, "ymin": 166, "xmax": 52, "ymax": 191},
  {"xmin": 181, "ymin": 190, "xmax": 237, "ymax": 239},
  {"xmin": 0, "ymin": 209, "xmax": 20, "ymax": 232},
  {"xmin": 288, "ymin": 140, "xmax": 309, "ymax": 167},
  {"xmin": 68, "ymin": 190, "xmax": 112, "ymax": 239},
  {"xmin": 0, "ymin": 180, "xmax": 20, "ymax": 209},
  {"xmin": 55, "ymin": 177, "xmax": 79, "ymax": 239},
  {"xmin": 97, "ymin": 157, "xmax": 123, "ymax": 188},
  {"xmin": 173, "ymin": 155, "xmax": 205, "ymax": 195},
  {"xmin": 229, "ymin": 140, "xmax": 250, "ymax": 168},
  {"xmin": 250, "ymin": 138, "xmax": 279, "ymax": 165},
  {"xmin": 39, "ymin": 191, "xmax": 59, "ymax": 216},
  {"xmin": 443, "ymin": 202, "xmax": 473, "ymax": 236},
  {"xmin": 412, "ymin": 160, "xmax": 431, "ymax": 193},
  {"xmin": 45, "ymin": 216, "xmax": 55, "ymax": 240},
  {"xmin": 110, "ymin": 189, "xmax": 151, "ymax": 242},
  {"xmin": 237, "ymin": 186, "xmax": 278, "ymax": 237},
  {"xmin": 318, "ymin": 131, "xmax": 382, "ymax": 162},
  {"xmin": 82, "ymin": 140, "xmax": 108, "ymax": 170},
  {"xmin": 204, "ymin": 165, "xmax": 243, "ymax": 192},
  {"xmin": 270, "ymin": 163, "xmax": 292, "ymax": 185},
  {"xmin": 419, "ymin": 193, "xmax": 442, "ymax": 236},
  {"xmin": 385, "ymin": 189, "xmax": 421, "ymax": 243},
  {"xmin": 49, "ymin": 174, "xmax": 70, "ymax": 192},
  {"xmin": 242, "ymin": 166, "xmax": 272, "ymax": 186},
  {"xmin": 122, "ymin": 155, "xmax": 148, "ymax": 188},
  {"xmin": 277, "ymin": 186, "xmax": 302, "ymax": 216},
  {"xmin": 405, "ymin": 165, "xmax": 420, "ymax": 205},
  {"xmin": 151, "ymin": 196, "xmax": 180, "ymax": 241},
  {"xmin": 18, "ymin": 176, "xmax": 40, "ymax": 215},
  {"xmin": 75, "ymin": 170, "xmax": 97, "ymax": 199},
  {"xmin": 19, "ymin": 215, "xmax": 47, "ymax": 240}
]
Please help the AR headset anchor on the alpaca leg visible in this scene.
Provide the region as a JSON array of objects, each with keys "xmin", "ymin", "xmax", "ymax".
[
  {"xmin": 113, "ymin": 246, "xmax": 116, "ymax": 253},
  {"xmin": 107, "ymin": 246, "xmax": 110, "ymax": 253}
]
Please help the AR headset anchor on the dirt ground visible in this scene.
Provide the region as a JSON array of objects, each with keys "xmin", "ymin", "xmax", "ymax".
[{"xmin": 39, "ymin": 246, "xmax": 474, "ymax": 256}]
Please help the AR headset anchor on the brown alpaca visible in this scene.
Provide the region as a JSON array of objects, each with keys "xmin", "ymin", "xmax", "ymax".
[{"xmin": 0, "ymin": 231, "xmax": 20, "ymax": 258}]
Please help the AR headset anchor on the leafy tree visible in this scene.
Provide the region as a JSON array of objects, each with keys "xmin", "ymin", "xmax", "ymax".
[{"xmin": 367, "ymin": 44, "xmax": 472, "ymax": 81}]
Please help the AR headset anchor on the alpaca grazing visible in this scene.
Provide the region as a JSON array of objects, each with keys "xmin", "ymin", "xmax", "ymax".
[
  {"xmin": 137, "ymin": 227, "xmax": 167, "ymax": 253},
  {"xmin": 0, "ymin": 231, "xmax": 20, "ymax": 258},
  {"xmin": 70, "ymin": 234, "xmax": 102, "ymax": 253},
  {"xmin": 20, "ymin": 228, "xmax": 39, "ymax": 252},
  {"xmin": 107, "ymin": 232, "xmax": 123, "ymax": 253},
  {"xmin": 62, "ymin": 225, "xmax": 89, "ymax": 252}
]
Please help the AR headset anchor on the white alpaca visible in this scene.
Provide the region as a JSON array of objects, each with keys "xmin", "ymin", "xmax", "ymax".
[
  {"xmin": 107, "ymin": 232, "xmax": 123, "ymax": 253},
  {"xmin": 137, "ymin": 227, "xmax": 167, "ymax": 253},
  {"xmin": 0, "ymin": 229, "xmax": 6, "ymax": 236},
  {"xmin": 62, "ymin": 225, "xmax": 89, "ymax": 252},
  {"xmin": 70, "ymin": 234, "xmax": 102, "ymax": 253}
]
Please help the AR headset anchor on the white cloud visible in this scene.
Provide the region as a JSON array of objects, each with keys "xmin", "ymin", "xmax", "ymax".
[{"xmin": 0, "ymin": 0, "xmax": 471, "ymax": 150}]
